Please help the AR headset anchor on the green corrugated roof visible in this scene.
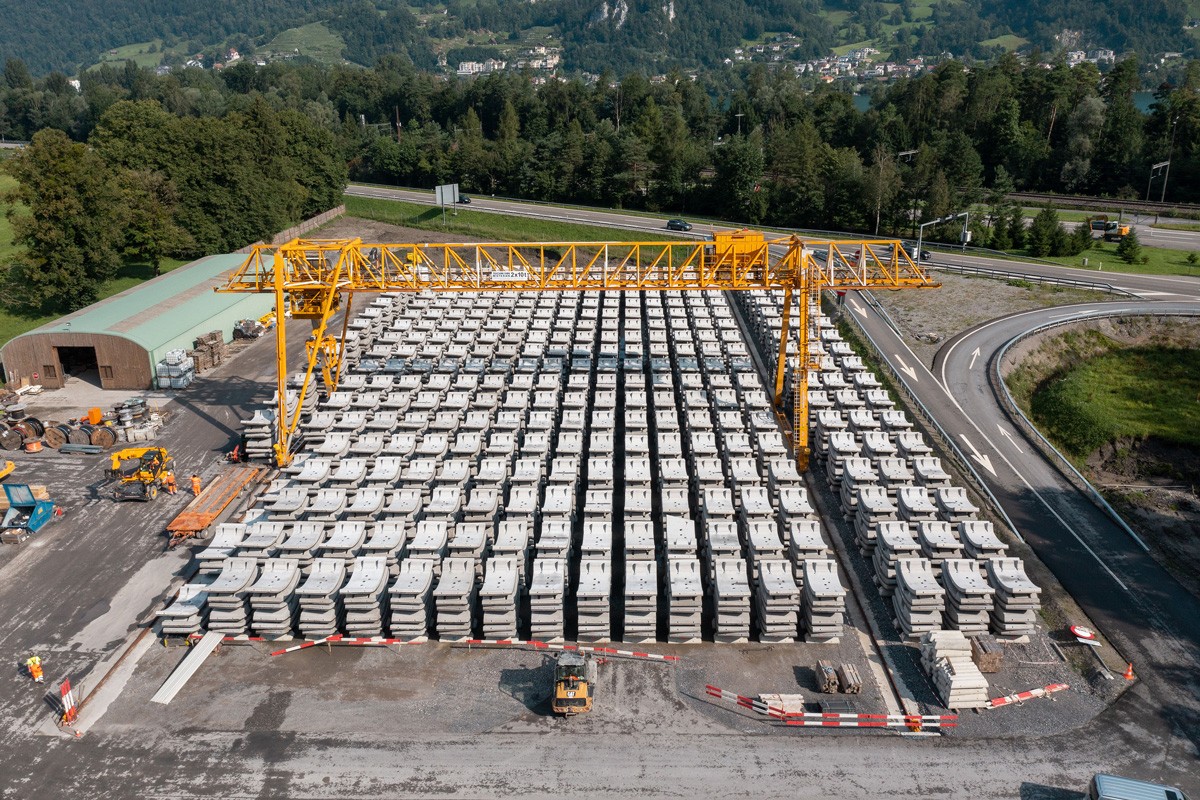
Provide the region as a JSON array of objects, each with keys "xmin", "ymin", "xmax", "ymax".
[{"xmin": 11, "ymin": 254, "xmax": 252, "ymax": 350}]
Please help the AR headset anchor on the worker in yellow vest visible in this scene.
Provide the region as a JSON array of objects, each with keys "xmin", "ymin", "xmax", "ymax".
[{"xmin": 26, "ymin": 655, "xmax": 43, "ymax": 684}]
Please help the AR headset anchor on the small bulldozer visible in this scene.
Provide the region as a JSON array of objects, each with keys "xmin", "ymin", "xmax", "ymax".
[
  {"xmin": 106, "ymin": 447, "xmax": 173, "ymax": 502},
  {"xmin": 551, "ymin": 652, "xmax": 597, "ymax": 716}
]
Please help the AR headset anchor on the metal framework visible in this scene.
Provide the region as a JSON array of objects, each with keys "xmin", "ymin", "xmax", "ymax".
[{"xmin": 217, "ymin": 230, "xmax": 937, "ymax": 468}]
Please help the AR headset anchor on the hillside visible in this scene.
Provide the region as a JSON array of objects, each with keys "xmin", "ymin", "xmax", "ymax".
[{"xmin": 0, "ymin": 0, "xmax": 1191, "ymax": 76}]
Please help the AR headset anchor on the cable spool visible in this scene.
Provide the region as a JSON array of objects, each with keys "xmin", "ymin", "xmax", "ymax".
[
  {"xmin": 0, "ymin": 428, "xmax": 22, "ymax": 450},
  {"xmin": 20, "ymin": 417, "xmax": 45, "ymax": 438},
  {"xmin": 43, "ymin": 425, "xmax": 71, "ymax": 449},
  {"xmin": 24, "ymin": 439, "xmax": 43, "ymax": 453},
  {"xmin": 10, "ymin": 420, "xmax": 37, "ymax": 441},
  {"xmin": 90, "ymin": 426, "xmax": 117, "ymax": 450},
  {"xmin": 68, "ymin": 426, "xmax": 92, "ymax": 445}
]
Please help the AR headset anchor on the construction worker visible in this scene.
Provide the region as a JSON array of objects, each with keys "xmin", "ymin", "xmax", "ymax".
[
  {"xmin": 163, "ymin": 470, "xmax": 177, "ymax": 495},
  {"xmin": 25, "ymin": 655, "xmax": 43, "ymax": 684},
  {"xmin": 190, "ymin": 474, "xmax": 202, "ymax": 497}
]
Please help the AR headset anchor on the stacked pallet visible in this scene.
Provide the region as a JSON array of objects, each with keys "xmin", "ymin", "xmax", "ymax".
[
  {"xmin": 713, "ymin": 558, "xmax": 752, "ymax": 643},
  {"xmin": 295, "ymin": 558, "xmax": 346, "ymax": 639},
  {"xmin": 919, "ymin": 630, "xmax": 989, "ymax": 709},
  {"xmin": 756, "ymin": 559, "xmax": 800, "ymax": 643},
  {"xmin": 480, "ymin": 557, "xmax": 520, "ymax": 639},
  {"xmin": 802, "ymin": 559, "xmax": 846, "ymax": 643},
  {"xmin": 155, "ymin": 349, "xmax": 195, "ymax": 390},
  {"xmin": 892, "ymin": 558, "xmax": 946, "ymax": 639},
  {"xmin": 940, "ymin": 559, "xmax": 995, "ymax": 635},
  {"xmin": 667, "ymin": 558, "xmax": 704, "ymax": 643},
  {"xmin": 624, "ymin": 560, "xmax": 658, "ymax": 642},
  {"xmin": 388, "ymin": 559, "xmax": 435, "ymax": 640},
  {"xmin": 434, "ymin": 557, "xmax": 478, "ymax": 640},
  {"xmin": 528, "ymin": 559, "xmax": 567, "ymax": 641},
  {"xmin": 341, "ymin": 556, "xmax": 390, "ymax": 637},
  {"xmin": 189, "ymin": 330, "xmax": 229, "ymax": 374},
  {"xmin": 971, "ymin": 635, "xmax": 1004, "ymax": 673},
  {"xmin": 986, "ymin": 558, "xmax": 1042, "ymax": 636}
]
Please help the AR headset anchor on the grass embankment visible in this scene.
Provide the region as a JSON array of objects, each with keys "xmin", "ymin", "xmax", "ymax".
[
  {"xmin": 0, "ymin": 172, "xmax": 185, "ymax": 346},
  {"xmin": 1008, "ymin": 331, "xmax": 1200, "ymax": 455},
  {"xmin": 1024, "ymin": 241, "xmax": 1200, "ymax": 277},
  {"xmin": 344, "ymin": 194, "xmax": 682, "ymax": 243}
]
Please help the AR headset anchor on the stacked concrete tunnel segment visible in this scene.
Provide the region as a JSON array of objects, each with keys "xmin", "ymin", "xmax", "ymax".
[{"xmin": 161, "ymin": 285, "xmax": 1041, "ymax": 647}]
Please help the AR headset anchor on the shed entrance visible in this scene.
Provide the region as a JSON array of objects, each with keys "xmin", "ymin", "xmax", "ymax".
[{"xmin": 54, "ymin": 345, "xmax": 100, "ymax": 387}]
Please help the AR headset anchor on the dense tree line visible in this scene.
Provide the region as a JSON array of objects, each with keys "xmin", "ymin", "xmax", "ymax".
[{"xmin": 4, "ymin": 51, "xmax": 1200, "ymax": 309}]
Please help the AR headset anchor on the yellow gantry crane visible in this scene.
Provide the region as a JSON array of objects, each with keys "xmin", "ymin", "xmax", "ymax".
[{"xmin": 217, "ymin": 229, "xmax": 937, "ymax": 469}]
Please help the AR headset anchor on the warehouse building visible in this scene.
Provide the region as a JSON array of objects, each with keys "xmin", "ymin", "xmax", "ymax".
[{"xmin": 0, "ymin": 254, "xmax": 272, "ymax": 390}]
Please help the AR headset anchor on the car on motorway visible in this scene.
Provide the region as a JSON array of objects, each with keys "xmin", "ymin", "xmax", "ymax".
[
  {"xmin": 666, "ymin": 219, "xmax": 692, "ymax": 232},
  {"xmin": 901, "ymin": 240, "xmax": 931, "ymax": 261},
  {"xmin": 457, "ymin": 194, "xmax": 471, "ymax": 204}
]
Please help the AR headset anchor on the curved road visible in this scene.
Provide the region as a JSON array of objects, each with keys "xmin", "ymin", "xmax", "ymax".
[{"xmin": 345, "ymin": 184, "xmax": 1200, "ymax": 790}]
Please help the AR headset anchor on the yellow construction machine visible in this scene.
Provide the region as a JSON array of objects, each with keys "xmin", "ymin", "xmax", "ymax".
[
  {"xmin": 551, "ymin": 652, "xmax": 597, "ymax": 716},
  {"xmin": 106, "ymin": 447, "xmax": 173, "ymax": 502}
]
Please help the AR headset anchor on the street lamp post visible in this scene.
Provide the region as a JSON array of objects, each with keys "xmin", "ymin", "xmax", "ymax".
[
  {"xmin": 735, "ymin": 112, "xmax": 744, "ymax": 136},
  {"xmin": 916, "ymin": 211, "xmax": 969, "ymax": 263}
]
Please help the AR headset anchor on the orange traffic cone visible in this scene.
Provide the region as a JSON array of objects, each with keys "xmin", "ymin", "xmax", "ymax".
[{"xmin": 1123, "ymin": 663, "xmax": 1135, "ymax": 680}]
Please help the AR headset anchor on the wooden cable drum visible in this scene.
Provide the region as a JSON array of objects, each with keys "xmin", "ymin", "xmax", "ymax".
[
  {"xmin": 20, "ymin": 417, "xmax": 45, "ymax": 437},
  {"xmin": 10, "ymin": 420, "xmax": 37, "ymax": 441},
  {"xmin": 90, "ymin": 426, "xmax": 118, "ymax": 449},
  {"xmin": 68, "ymin": 426, "xmax": 92, "ymax": 445},
  {"xmin": 43, "ymin": 425, "xmax": 70, "ymax": 449},
  {"xmin": 0, "ymin": 428, "xmax": 22, "ymax": 450}
]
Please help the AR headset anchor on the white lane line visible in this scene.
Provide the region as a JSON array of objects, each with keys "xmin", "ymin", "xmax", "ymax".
[
  {"xmin": 958, "ymin": 434, "xmax": 997, "ymax": 476},
  {"xmin": 997, "ymin": 424, "xmax": 1025, "ymax": 453},
  {"xmin": 969, "ymin": 347, "xmax": 981, "ymax": 370},
  {"xmin": 894, "ymin": 354, "xmax": 918, "ymax": 381}
]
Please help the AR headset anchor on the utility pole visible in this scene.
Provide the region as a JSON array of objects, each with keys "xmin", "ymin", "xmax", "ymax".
[
  {"xmin": 735, "ymin": 112, "xmax": 744, "ymax": 136},
  {"xmin": 1161, "ymin": 117, "xmax": 1179, "ymax": 203}
]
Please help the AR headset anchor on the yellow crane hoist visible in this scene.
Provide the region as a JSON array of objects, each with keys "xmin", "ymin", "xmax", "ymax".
[{"xmin": 217, "ymin": 229, "xmax": 937, "ymax": 469}]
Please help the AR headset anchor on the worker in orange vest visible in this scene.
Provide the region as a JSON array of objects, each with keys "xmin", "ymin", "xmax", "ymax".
[
  {"xmin": 163, "ymin": 470, "xmax": 177, "ymax": 494},
  {"xmin": 26, "ymin": 655, "xmax": 43, "ymax": 684},
  {"xmin": 190, "ymin": 474, "xmax": 202, "ymax": 497}
]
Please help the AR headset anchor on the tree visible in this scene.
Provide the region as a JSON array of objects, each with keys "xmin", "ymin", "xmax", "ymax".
[
  {"xmin": 864, "ymin": 143, "xmax": 902, "ymax": 235},
  {"xmin": 1116, "ymin": 229, "xmax": 1142, "ymax": 263},
  {"xmin": 1006, "ymin": 207, "xmax": 1026, "ymax": 250},
  {"xmin": 1026, "ymin": 206, "xmax": 1065, "ymax": 257},
  {"xmin": 1, "ymin": 128, "xmax": 125, "ymax": 311},
  {"xmin": 119, "ymin": 170, "xmax": 193, "ymax": 275}
]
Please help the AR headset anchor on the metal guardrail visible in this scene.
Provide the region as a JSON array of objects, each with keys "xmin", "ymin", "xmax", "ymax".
[
  {"xmin": 928, "ymin": 264, "xmax": 1136, "ymax": 296},
  {"xmin": 988, "ymin": 310, "xmax": 1200, "ymax": 552},
  {"xmin": 843, "ymin": 293, "xmax": 1025, "ymax": 543}
]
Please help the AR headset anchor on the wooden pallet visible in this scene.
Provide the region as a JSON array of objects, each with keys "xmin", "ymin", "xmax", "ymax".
[{"xmin": 166, "ymin": 466, "xmax": 263, "ymax": 540}]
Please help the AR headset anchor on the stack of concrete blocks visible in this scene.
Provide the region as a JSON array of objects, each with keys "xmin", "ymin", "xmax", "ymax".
[
  {"xmin": 898, "ymin": 486, "xmax": 940, "ymax": 524},
  {"xmin": 911, "ymin": 456, "xmax": 952, "ymax": 488},
  {"xmin": 361, "ymin": 521, "xmax": 408, "ymax": 577},
  {"xmin": 295, "ymin": 558, "xmax": 346, "ymax": 639},
  {"xmin": 240, "ymin": 410, "xmax": 276, "ymax": 461},
  {"xmin": 624, "ymin": 560, "xmax": 658, "ymax": 642},
  {"xmin": 935, "ymin": 487, "xmax": 979, "ymax": 524},
  {"xmin": 667, "ymin": 558, "xmax": 704, "ymax": 643},
  {"xmin": 157, "ymin": 581, "xmax": 210, "ymax": 637},
  {"xmin": 838, "ymin": 457, "xmax": 879, "ymax": 520},
  {"xmin": 892, "ymin": 558, "xmax": 947, "ymax": 639},
  {"xmin": 960, "ymin": 521, "xmax": 1008, "ymax": 560},
  {"xmin": 624, "ymin": 520, "xmax": 655, "ymax": 563},
  {"xmin": 940, "ymin": 559, "xmax": 996, "ymax": 635},
  {"xmin": 434, "ymin": 557, "xmax": 478, "ymax": 640},
  {"xmin": 480, "ymin": 557, "xmax": 520, "ymax": 640},
  {"xmin": 249, "ymin": 559, "xmax": 301, "ymax": 638},
  {"xmin": 920, "ymin": 630, "xmax": 989, "ymax": 709},
  {"xmin": 916, "ymin": 521, "xmax": 965, "ymax": 577},
  {"xmin": 576, "ymin": 559, "xmax": 611, "ymax": 642},
  {"xmin": 756, "ymin": 560, "xmax": 800, "ymax": 643},
  {"xmin": 777, "ymin": 486, "xmax": 816, "ymax": 538},
  {"xmin": 787, "ymin": 521, "xmax": 829, "ymax": 585},
  {"xmin": 875, "ymin": 458, "xmax": 915, "ymax": 499},
  {"xmin": 276, "ymin": 522, "xmax": 327, "ymax": 574},
  {"xmin": 825, "ymin": 432, "xmax": 860, "ymax": 490},
  {"xmin": 341, "ymin": 556, "xmax": 390, "ymax": 637},
  {"xmin": 237, "ymin": 522, "xmax": 287, "ymax": 562},
  {"xmin": 872, "ymin": 521, "xmax": 920, "ymax": 597},
  {"xmin": 802, "ymin": 559, "xmax": 846, "ymax": 643},
  {"xmin": 861, "ymin": 431, "xmax": 898, "ymax": 462},
  {"xmin": 408, "ymin": 520, "xmax": 450, "ymax": 577},
  {"xmin": 494, "ymin": 519, "xmax": 533, "ymax": 582},
  {"xmin": 449, "ymin": 521, "xmax": 490, "ymax": 581},
  {"xmin": 388, "ymin": 559, "xmax": 436, "ymax": 640},
  {"xmin": 318, "ymin": 521, "xmax": 367, "ymax": 563},
  {"xmin": 854, "ymin": 487, "xmax": 897, "ymax": 555},
  {"xmin": 664, "ymin": 516, "xmax": 697, "ymax": 560},
  {"xmin": 813, "ymin": 410, "xmax": 848, "ymax": 463},
  {"xmin": 713, "ymin": 558, "xmax": 752, "ymax": 643},
  {"xmin": 205, "ymin": 557, "xmax": 258, "ymax": 636},
  {"xmin": 528, "ymin": 559, "xmax": 567, "ymax": 641},
  {"xmin": 197, "ymin": 524, "xmax": 248, "ymax": 574},
  {"xmin": 536, "ymin": 518, "xmax": 571, "ymax": 560},
  {"xmin": 986, "ymin": 558, "xmax": 1042, "ymax": 636},
  {"xmin": 745, "ymin": 519, "xmax": 786, "ymax": 583}
]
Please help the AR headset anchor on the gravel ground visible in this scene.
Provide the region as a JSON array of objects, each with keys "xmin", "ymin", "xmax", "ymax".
[{"xmin": 871, "ymin": 273, "xmax": 1113, "ymax": 367}]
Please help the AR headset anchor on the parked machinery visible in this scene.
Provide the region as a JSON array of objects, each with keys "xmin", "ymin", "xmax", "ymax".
[{"xmin": 106, "ymin": 447, "xmax": 173, "ymax": 502}]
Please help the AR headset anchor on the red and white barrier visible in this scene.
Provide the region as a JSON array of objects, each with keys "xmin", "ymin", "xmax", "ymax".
[
  {"xmin": 60, "ymin": 678, "xmax": 78, "ymax": 726},
  {"xmin": 269, "ymin": 635, "xmax": 427, "ymax": 656},
  {"xmin": 704, "ymin": 684, "xmax": 957, "ymax": 730},
  {"xmin": 986, "ymin": 683, "xmax": 1069, "ymax": 709},
  {"xmin": 464, "ymin": 639, "xmax": 681, "ymax": 663}
]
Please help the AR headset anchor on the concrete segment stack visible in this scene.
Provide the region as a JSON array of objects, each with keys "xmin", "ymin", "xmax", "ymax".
[
  {"xmin": 480, "ymin": 557, "xmax": 520, "ymax": 639},
  {"xmin": 667, "ymin": 558, "xmax": 703, "ymax": 642},
  {"xmin": 388, "ymin": 559, "xmax": 435, "ymax": 640},
  {"xmin": 756, "ymin": 559, "xmax": 800, "ymax": 642},
  {"xmin": 341, "ymin": 556, "xmax": 390, "ymax": 637},
  {"xmin": 920, "ymin": 630, "xmax": 989, "ymax": 709},
  {"xmin": 434, "ymin": 557, "xmax": 478, "ymax": 640},
  {"xmin": 940, "ymin": 559, "xmax": 995, "ymax": 635},
  {"xmin": 295, "ymin": 558, "xmax": 346, "ymax": 639},
  {"xmin": 802, "ymin": 559, "xmax": 846, "ymax": 643},
  {"xmin": 528, "ymin": 559, "xmax": 567, "ymax": 641},
  {"xmin": 986, "ymin": 558, "xmax": 1042, "ymax": 636}
]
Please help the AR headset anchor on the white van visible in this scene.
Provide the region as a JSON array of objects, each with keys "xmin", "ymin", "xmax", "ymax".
[{"xmin": 1088, "ymin": 773, "xmax": 1190, "ymax": 800}]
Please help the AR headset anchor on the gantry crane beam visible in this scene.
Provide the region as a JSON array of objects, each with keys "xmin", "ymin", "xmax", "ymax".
[{"xmin": 217, "ymin": 231, "xmax": 937, "ymax": 468}]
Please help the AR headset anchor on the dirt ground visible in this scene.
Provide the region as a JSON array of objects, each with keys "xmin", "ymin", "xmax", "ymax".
[{"xmin": 317, "ymin": 216, "xmax": 470, "ymax": 245}]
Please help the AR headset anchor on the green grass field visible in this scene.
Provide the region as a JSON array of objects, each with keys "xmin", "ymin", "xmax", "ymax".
[
  {"xmin": 91, "ymin": 40, "xmax": 165, "ymax": 70},
  {"xmin": 1152, "ymin": 222, "xmax": 1200, "ymax": 232},
  {"xmin": 980, "ymin": 34, "xmax": 1029, "ymax": 51},
  {"xmin": 1031, "ymin": 346, "xmax": 1200, "ymax": 457},
  {"xmin": 1029, "ymin": 241, "xmax": 1200, "ymax": 277},
  {"xmin": 263, "ymin": 23, "xmax": 346, "ymax": 64}
]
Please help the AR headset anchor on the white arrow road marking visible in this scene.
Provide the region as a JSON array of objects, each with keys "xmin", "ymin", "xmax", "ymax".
[
  {"xmin": 894, "ymin": 354, "xmax": 918, "ymax": 381},
  {"xmin": 969, "ymin": 347, "xmax": 981, "ymax": 370},
  {"xmin": 959, "ymin": 434, "xmax": 997, "ymax": 476},
  {"xmin": 997, "ymin": 424, "xmax": 1025, "ymax": 453},
  {"xmin": 848, "ymin": 298, "xmax": 867, "ymax": 317}
]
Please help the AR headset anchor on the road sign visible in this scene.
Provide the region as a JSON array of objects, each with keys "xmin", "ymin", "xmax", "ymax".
[{"xmin": 434, "ymin": 183, "xmax": 460, "ymax": 206}]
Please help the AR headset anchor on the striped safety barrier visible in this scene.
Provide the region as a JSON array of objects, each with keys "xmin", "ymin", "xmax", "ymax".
[
  {"xmin": 987, "ymin": 683, "xmax": 1069, "ymax": 709},
  {"xmin": 464, "ymin": 639, "xmax": 681, "ymax": 662},
  {"xmin": 270, "ymin": 635, "xmax": 427, "ymax": 655},
  {"xmin": 704, "ymin": 684, "xmax": 957, "ymax": 730}
]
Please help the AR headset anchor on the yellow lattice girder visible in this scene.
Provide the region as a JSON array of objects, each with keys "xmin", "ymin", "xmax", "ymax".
[{"xmin": 219, "ymin": 231, "xmax": 938, "ymax": 467}]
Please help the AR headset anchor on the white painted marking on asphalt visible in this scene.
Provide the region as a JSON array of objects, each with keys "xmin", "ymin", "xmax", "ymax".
[
  {"xmin": 894, "ymin": 354, "xmax": 918, "ymax": 381},
  {"xmin": 997, "ymin": 424, "xmax": 1025, "ymax": 453},
  {"xmin": 969, "ymin": 347, "xmax": 981, "ymax": 370},
  {"xmin": 958, "ymin": 434, "xmax": 997, "ymax": 476},
  {"xmin": 849, "ymin": 298, "xmax": 867, "ymax": 317}
]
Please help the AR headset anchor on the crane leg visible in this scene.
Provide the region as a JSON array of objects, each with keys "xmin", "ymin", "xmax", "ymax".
[
  {"xmin": 793, "ymin": 285, "xmax": 812, "ymax": 471},
  {"xmin": 773, "ymin": 287, "xmax": 792, "ymax": 408}
]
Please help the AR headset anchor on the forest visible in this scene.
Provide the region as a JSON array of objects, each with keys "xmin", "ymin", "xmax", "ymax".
[
  {"xmin": 0, "ymin": 0, "xmax": 1191, "ymax": 77},
  {"xmin": 3, "ymin": 51, "xmax": 1200, "ymax": 310}
]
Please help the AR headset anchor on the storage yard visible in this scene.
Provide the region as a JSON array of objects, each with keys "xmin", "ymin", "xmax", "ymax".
[{"xmin": 0, "ymin": 217, "xmax": 1193, "ymax": 798}]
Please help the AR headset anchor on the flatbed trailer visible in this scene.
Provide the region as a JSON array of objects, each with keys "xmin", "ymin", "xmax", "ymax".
[{"xmin": 166, "ymin": 465, "xmax": 264, "ymax": 548}]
